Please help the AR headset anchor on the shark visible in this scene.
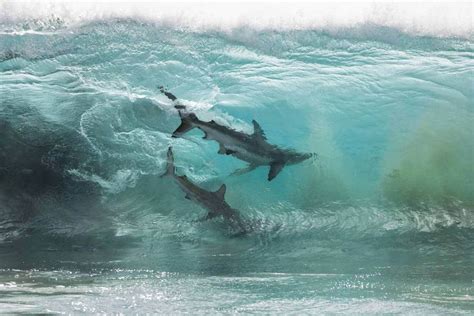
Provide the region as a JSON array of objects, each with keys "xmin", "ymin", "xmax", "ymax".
[
  {"xmin": 161, "ymin": 147, "xmax": 248, "ymax": 234},
  {"xmin": 158, "ymin": 87, "xmax": 314, "ymax": 181}
]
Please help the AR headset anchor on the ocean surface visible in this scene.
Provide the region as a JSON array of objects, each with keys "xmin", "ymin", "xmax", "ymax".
[{"xmin": 0, "ymin": 2, "xmax": 473, "ymax": 314}]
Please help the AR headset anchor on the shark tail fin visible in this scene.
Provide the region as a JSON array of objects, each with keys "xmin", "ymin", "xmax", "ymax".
[
  {"xmin": 158, "ymin": 85, "xmax": 177, "ymax": 101},
  {"xmin": 161, "ymin": 147, "xmax": 176, "ymax": 177},
  {"xmin": 172, "ymin": 111, "xmax": 198, "ymax": 138}
]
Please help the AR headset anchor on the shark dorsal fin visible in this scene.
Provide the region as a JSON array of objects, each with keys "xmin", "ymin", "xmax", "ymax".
[
  {"xmin": 215, "ymin": 184, "xmax": 226, "ymax": 200},
  {"xmin": 252, "ymin": 120, "xmax": 266, "ymax": 140}
]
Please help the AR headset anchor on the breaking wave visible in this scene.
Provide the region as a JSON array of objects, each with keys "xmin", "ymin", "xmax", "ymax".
[{"xmin": 0, "ymin": 2, "xmax": 473, "ymax": 313}]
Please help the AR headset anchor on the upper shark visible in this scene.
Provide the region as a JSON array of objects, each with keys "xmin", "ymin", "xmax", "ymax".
[
  {"xmin": 161, "ymin": 147, "xmax": 248, "ymax": 234},
  {"xmin": 159, "ymin": 87, "xmax": 314, "ymax": 181}
]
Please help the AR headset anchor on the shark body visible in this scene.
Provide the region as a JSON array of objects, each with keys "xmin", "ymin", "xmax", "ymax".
[
  {"xmin": 161, "ymin": 147, "xmax": 247, "ymax": 234},
  {"xmin": 172, "ymin": 111, "xmax": 313, "ymax": 181},
  {"xmin": 159, "ymin": 86, "xmax": 313, "ymax": 181}
]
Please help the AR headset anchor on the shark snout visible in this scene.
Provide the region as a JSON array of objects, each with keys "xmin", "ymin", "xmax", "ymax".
[
  {"xmin": 284, "ymin": 152, "xmax": 316, "ymax": 166},
  {"xmin": 294, "ymin": 152, "xmax": 314, "ymax": 164}
]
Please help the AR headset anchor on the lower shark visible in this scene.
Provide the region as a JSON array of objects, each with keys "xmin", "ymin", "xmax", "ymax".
[
  {"xmin": 161, "ymin": 147, "xmax": 248, "ymax": 234},
  {"xmin": 159, "ymin": 87, "xmax": 314, "ymax": 181}
]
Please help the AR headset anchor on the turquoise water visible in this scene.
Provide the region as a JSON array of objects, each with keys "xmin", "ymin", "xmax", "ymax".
[{"xmin": 1, "ymin": 15, "xmax": 473, "ymax": 314}]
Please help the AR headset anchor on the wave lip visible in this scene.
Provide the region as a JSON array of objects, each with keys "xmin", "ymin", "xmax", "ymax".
[{"xmin": 0, "ymin": 1, "xmax": 473, "ymax": 39}]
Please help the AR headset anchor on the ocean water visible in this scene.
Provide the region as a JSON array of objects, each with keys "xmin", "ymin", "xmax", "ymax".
[{"xmin": 0, "ymin": 2, "xmax": 473, "ymax": 314}]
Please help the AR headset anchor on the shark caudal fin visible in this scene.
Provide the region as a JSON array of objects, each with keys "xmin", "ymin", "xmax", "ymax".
[
  {"xmin": 161, "ymin": 147, "xmax": 176, "ymax": 177},
  {"xmin": 158, "ymin": 86, "xmax": 177, "ymax": 101},
  {"xmin": 158, "ymin": 86, "xmax": 186, "ymax": 109},
  {"xmin": 172, "ymin": 111, "xmax": 198, "ymax": 138}
]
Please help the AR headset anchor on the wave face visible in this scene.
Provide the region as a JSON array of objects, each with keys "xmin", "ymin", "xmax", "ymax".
[{"xmin": 0, "ymin": 10, "xmax": 473, "ymax": 314}]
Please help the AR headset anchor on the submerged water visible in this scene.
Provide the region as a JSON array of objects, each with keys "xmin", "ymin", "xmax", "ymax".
[{"xmin": 0, "ymin": 15, "xmax": 473, "ymax": 314}]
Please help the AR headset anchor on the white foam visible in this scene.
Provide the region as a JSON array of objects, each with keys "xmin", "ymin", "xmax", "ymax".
[
  {"xmin": 0, "ymin": 1, "xmax": 472, "ymax": 39},
  {"xmin": 68, "ymin": 169, "xmax": 140, "ymax": 194}
]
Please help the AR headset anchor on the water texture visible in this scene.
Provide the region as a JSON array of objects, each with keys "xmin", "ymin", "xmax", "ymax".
[{"xmin": 0, "ymin": 4, "xmax": 473, "ymax": 314}]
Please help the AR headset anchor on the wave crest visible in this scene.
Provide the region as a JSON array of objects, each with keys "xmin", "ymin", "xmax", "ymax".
[{"xmin": 1, "ymin": 2, "xmax": 472, "ymax": 39}]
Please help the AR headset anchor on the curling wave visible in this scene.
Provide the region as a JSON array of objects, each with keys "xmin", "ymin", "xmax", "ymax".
[{"xmin": 0, "ymin": 9, "xmax": 473, "ymax": 313}]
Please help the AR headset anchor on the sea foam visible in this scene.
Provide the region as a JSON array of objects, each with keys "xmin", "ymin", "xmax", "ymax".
[{"xmin": 1, "ymin": 1, "xmax": 472, "ymax": 39}]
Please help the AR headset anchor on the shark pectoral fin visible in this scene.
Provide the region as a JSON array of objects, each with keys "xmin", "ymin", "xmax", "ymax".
[
  {"xmin": 231, "ymin": 164, "xmax": 258, "ymax": 176},
  {"xmin": 215, "ymin": 184, "xmax": 226, "ymax": 200},
  {"xmin": 268, "ymin": 161, "xmax": 285, "ymax": 181}
]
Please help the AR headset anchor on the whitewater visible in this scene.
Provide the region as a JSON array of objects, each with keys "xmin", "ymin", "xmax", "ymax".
[{"xmin": 0, "ymin": 1, "xmax": 473, "ymax": 314}]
